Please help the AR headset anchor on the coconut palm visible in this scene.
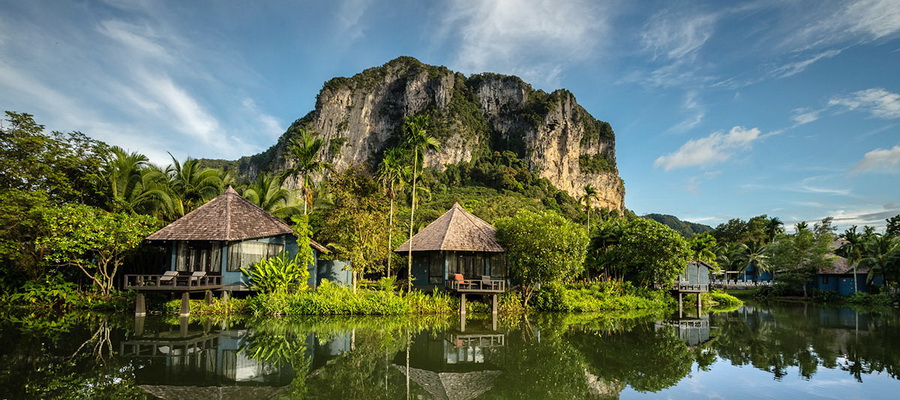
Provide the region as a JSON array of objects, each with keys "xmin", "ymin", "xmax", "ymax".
[
  {"xmin": 764, "ymin": 217, "xmax": 784, "ymax": 243},
  {"xmin": 102, "ymin": 147, "xmax": 172, "ymax": 216},
  {"xmin": 287, "ymin": 129, "xmax": 330, "ymax": 214},
  {"xmin": 377, "ymin": 147, "xmax": 409, "ymax": 278},
  {"xmin": 582, "ymin": 184, "xmax": 598, "ymax": 231},
  {"xmin": 166, "ymin": 154, "xmax": 224, "ymax": 218},
  {"xmin": 837, "ymin": 226, "xmax": 865, "ymax": 293},
  {"xmin": 242, "ymin": 172, "xmax": 301, "ymax": 219},
  {"xmin": 737, "ymin": 241, "xmax": 771, "ymax": 282},
  {"xmin": 860, "ymin": 234, "xmax": 900, "ymax": 286},
  {"xmin": 401, "ymin": 115, "xmax": 440, "ymax": 291}
]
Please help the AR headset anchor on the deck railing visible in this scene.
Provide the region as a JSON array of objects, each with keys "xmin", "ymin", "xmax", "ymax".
[
  {"xmin": 446, "ymin": 278, "xmax": 507, "ymax": 293},
  {"xmin": 123, "ymin": 274, "xmax": 223, "ymax": 291},
  {"xmin": 675, "ymin": 282, "xmax": 709, "ymax": 292}
]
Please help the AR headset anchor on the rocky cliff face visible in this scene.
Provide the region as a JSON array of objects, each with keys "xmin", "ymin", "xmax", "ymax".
[{"xmin": 243, "ymin": 57, "xmax": 624, "ymax": 212}]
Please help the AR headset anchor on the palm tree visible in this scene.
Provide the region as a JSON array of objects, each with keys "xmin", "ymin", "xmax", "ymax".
[
  {"xmin": 377, "ymin": 147, "xmax": 409, "ymax": 278},
  {"xmin": 764, "ymin": 217, "xmax": 784, "ymax": 243},
  {"xmin": 838, "ymin": 226, "xmax": 864, "ymax": 293},
  {"xmin": 582, "ymin": 184, "xmax": 598, "ymax": 232},
  {"xmin": 102, "ymin": 147, "xmax": 172, "ymax": 216},
  {"xmin": 287, "ymin": 129, "xmax": 330, "ymax": 214},
  {"xmin": 242, "ymin": 172, "xmax": 301, "ymax": 219},
  {"xmin": 737, "ymin": 241, "xmax": 771, "ymax": 282},
  {"xmin": 859, "ymin": 234, "xmax": 899, "ymax": 286},
  {"xmin": 402, "ymin": 115, "xmax": 440, "ymax": 292},
  {"xmin": 166, "ymin": 154, "xmax": 224, "ymax": 218}
]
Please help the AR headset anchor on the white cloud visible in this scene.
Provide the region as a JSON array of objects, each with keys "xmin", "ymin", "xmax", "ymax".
[
  {"xmin": 654, "ymin": 126, "xmax": 766, "ymax": 170},
  {"xmin": 791, "ymin": 108, "xmax": 821, "ymax": 125},
  {"xmin": 829, "ymin": 88, "xmax": 900, "ymax": 119},
  {"xmin": 443, "ymin": 0, "xmax": 608, "ymax": 88},
  {"xmin": 853, "ymin": 145, "xmax": 900, "ymax": 173},
  {"xmin": 668, "ymin": 91, "xmax": 705, "ymax": 133},
  {"xmin": 641, "ymin": 11, "xmax": 717, "ymax": 61},
  {"xmin": 769, "ymin": 49, "xmax": 842, "ymax": 78}
]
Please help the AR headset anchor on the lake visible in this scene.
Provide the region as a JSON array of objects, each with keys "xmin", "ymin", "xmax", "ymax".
[{"xmin": 1, "ymin": 302, "xmax": 899, "ymax": 399}]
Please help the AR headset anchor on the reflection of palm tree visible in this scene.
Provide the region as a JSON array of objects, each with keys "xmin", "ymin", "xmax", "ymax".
[
  {"xmin": 287, "ymin": 129, "xmax": 330, "ymax": 214},
  {"xmin": 402, "ymin": 115, "xmax": 439, "ymax": 291},
  {"xmin": 377, "ymin": 147, "xmax": 408, "ymax": 278}
]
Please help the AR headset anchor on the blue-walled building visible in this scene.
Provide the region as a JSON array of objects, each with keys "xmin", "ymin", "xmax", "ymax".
[{"xmin": 144, "ymin": 187, "xmax": 347, "ymax": 290}]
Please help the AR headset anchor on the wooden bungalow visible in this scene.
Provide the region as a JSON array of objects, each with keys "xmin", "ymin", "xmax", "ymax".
[
  {"xmin": 395, "ymin": 203, "xmax": 506, "ymax": 290},
  {"xmin": 126, "ymin": 187, "xmax": 332, "ymax": 295}
]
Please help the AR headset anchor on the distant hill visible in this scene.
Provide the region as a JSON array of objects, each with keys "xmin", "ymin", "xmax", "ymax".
[{"xmin": 643, "ymin": 213, "xmax": 713, "ymax": 238}]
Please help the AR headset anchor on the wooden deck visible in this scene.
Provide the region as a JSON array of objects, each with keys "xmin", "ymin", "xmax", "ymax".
[
  {"xmin": 124, "ymin": 274, "xmax": 224, "ymax": 292},
  {"xmin": 446, "ymin": 278, "xmax": 507, "ymax": 294},
  {"xmin": 674, "ymin": 282, "xmax": 709, "ymax": 293}
]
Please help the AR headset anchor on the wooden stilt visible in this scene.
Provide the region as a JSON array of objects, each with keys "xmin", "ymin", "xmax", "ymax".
[
  {"xmin": 134, "ymin": 315, "xmax": 146, "ymax": 336},
  {"xmin": 204, "ymin": 290, "xmax": 213, "ymax": 305},
  {"xmin": 135, "ymin": 293, "xmax": 146, "ymax": 316},
  {"xmin": 179, "ymin": 316, "xmax": 189, "ymax": 337},
  {"xmin": 460, "ymin": 312, "xmax": 466, "ymax": 332},
  {"xmin": 221, "ymin": 290, "xmax": 229, "ymax": 301},
  {"xmin": 678, "ymin": 292, "xmax": 684, "ymax": 319},
  {"xmin": 697, "ymin": 293, "xmax": 702, "ymax": 315},
  {"xmin": 491, "ymin": 294, "xmax": 498, "ymax": 315},
  {"xmin": 460, "ymin": 293, "xmax": 467, "ymax": 315},
  {"xmin": 180, "ymin": 292, "xmax": 190, "ymax": 317}
]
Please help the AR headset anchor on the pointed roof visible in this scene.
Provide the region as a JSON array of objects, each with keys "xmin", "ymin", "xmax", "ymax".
[
  {"xmin": 395, "ymin": 203, "xmax": 504, "ymax": 253},
  {"xmin": 146, "ymin": 187, "xmax": 294, "ymax": 242}
]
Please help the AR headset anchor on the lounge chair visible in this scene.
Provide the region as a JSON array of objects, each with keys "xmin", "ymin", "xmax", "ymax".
[
  {"xmin": 190, "ymin": 271, "xmax": 206, "ymax": 286},
  {"xmin": 159, "ymin": 270, "xmax": 178, "ymax": 286}
]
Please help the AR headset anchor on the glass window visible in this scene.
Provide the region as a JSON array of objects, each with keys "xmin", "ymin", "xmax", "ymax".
[
  {"xmin": 429, "ymin": 253, "xmax": 443, "ymax": 284},
  {"xmin": 175, "ymin": 242, "xmax": 222, "ymax": 272},
  {"xmin": 227, "ymin": 241, "xmax": 285, "ymax": 272}
]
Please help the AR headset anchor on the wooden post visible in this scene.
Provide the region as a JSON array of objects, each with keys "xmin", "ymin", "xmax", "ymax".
[
  {"xmin": 678, "ymin": 292, "xmax": 683, "ymax": 319},
  {"xmin": 491, "ymin": 294, "xmax": 498, "ymax": 315},
  {"xmin": 460, "ymin": 312, "xmax": 466, "ymax": 332},
  {"xmin": 135, "ymin": 293, "xmax": 146, "ymax": 316},
  {"xmin": 460, "ymin": 293, "xmax": 467, "ymax": 315},
  {"xmin": 180, "ymin": 292, "xmax": 190, "ymax": 317},
  {"xmin": 697, "ymin": 293, "xmax": 702, "ymax": 315},
  {"xmin": 205, "ymin": 290, "xmax": 213, "ymax": 305},
  {"xmin": 180, "ymin": 316, "xmax": 189, "ymax": 337},
  {"xmin": 221, "ymin": 290, "xmax": 229, "ymax": 301},
  {"xmin": 134, "ymin": 315, "xmax": 146, "ymax": 336}
]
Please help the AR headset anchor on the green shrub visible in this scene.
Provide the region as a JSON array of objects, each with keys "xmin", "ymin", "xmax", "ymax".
[
  {"xmin": 845, "ymin": 292, "xmax": 895, "ymax": 306},
  {"xmin": 241, "ymin": 251, "xmax": 310, "ymax": 294},
  {"xmin": 706, "ymin": 290, "xmax": 743, "ymax": 308},
  {"xmin": 530, "ymin": 280, "xmax": 672, "ymax": 312}
]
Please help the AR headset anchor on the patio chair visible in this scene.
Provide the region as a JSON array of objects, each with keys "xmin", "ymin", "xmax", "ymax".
[
  {"xmin": 159, "ymin": 270, "xmax": 178, "ymax": 286},
  {"xmin": 190, "ymin": 271, "xmax": 207, "ymax": 286}
]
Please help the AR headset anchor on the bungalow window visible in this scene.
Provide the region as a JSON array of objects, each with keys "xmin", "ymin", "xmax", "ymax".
[
  {"xmin": 429, "ymin": 254, "xmax": 443, "ymax": 284},
  {"xmin": 175, "ymin": 242, "xmax": 222, "ymax": 273},
  {"xmin": 227, "ymin": 241, "xmax": 285, "ymax": 272}
]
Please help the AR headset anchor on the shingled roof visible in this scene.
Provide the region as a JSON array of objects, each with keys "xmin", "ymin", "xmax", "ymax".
[
  {"xmin": 146, "ymin": 187, "xmax": 294, "ymax": 242},
  {"xmin": 395, "ymin": 203, "xmax": 504, "ymax": 253}
]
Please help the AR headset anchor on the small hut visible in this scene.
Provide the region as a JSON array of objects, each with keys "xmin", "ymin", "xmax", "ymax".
[
  {"xmin": 137, "ymin": 187, "xmax": 329, "ymax": 291},
  {"xmin": 395, "ymin": 203, "xmax": 505, "ymax": 289}
]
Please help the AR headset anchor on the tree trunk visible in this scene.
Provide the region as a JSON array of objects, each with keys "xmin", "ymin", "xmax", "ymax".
[
  {"xmin": 387, "ymin": 184, "xmax": 394, "ymax": 279},
  {"xmin": 407, "ymin": 151, "xmax": 418, "ymax": 293}
]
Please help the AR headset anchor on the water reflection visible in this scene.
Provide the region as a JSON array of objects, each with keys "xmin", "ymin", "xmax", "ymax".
[{"xmin": 2, "ymin": 304, "xmax": 900, "ymax": 399}]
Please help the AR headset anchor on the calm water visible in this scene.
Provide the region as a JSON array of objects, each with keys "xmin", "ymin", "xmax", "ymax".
[{"xmin": 2, "ymin": 302, "xmax": 899, "ymax": 399}]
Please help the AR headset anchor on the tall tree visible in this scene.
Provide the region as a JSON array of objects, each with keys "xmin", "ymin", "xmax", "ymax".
[
  {"xmin": 102, "ymin": 146, "xmax": 171, "ymax": 215},
  {"xmin": 38, "ymin": 204, "xmax": 159, "ymax": 297},
  {"xmin": 688, "ymin": 233, "xmax": 719, "ymax": 268},
  {"xmin": 837, "ymin": 226, "xmax": 865, "ymax": 293},
  {"xmin": 886, "ymin": 215, "xmax": 900, "ymax": 238},
  {"xmin": 166, "ymin": 155, "xmax": 224, "ymax": 218},
  {"xmin": 582, "ymin": 184, "xmax": 598, "ymax": 231},
  {"xmin": 589, "ymin": 217, "xmax": 691, "ymax": 288},
  {"xmin": 376, "ymin": 147, "xmax": 408, "ymax": 278},
  {"xmin": 859, "ymin": 234, "xmax": 900, "ymax": 287},
  {"xmin": 242, "ymin": 172, "xmax": 300, "ymax": 219},
  {"xmin": 400, "ymin": 115, "xmax": 439, "ymax": 291},
  {"xmin": 737, "ymin": 241, "xmax": 771, "ymax": 282},
  {"xmin": 495, "ymin": 210, "xmax": 588, "ymax": 306},
  {"xmin": 769, "ymin": 228, "xmax": 832, "ymax": 297},
  {"xmin": 287, "ymin": 129, "xmax": 330, "ymax": 214}
]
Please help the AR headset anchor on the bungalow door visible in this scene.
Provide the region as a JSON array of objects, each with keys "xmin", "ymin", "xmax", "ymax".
[{"xmin": 175, "ymin": 242, "xmax": 223, "ymax": 274}]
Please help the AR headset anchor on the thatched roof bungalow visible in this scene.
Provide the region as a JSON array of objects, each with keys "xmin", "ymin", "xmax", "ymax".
[
  {"xmin": 394, "ymin": 203, "xmax": 505, "ymax": 289},
  {"xmin": 144, "ymin": 187, "xmax": 338, "ymax": 290}
]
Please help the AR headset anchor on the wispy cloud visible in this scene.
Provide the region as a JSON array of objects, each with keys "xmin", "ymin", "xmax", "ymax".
[
  {"xmin": 443, "ymin": 0, "xmax": 609, "ymax": 88},
  {"xmin": 335, "ymin": 0, "xmax": 374, "ymax": 42},
  {"xmin": 654, "ymin": 126, "xmax": 768, "ymax": 170},
  {"xmin": 853, "ymin": 145, "xmax": 900, "ymax": 173},
  {"xmin": 641, "ymin": 11, "xmax": 717, "ymax": 61},
  {"xmin": 791, "ymin": 108, "xmax": 821, "ymax": 125},
  {"xmin": 768, "ymin": 49, "xmax": 842, "ymax": 78},
  {"xmin": 829, "ymin": 88, "xmax": 900, "ymax": 119},
  {"xmin": 668, "ymin": 91, "xmax": 706, "ymax": 133}
]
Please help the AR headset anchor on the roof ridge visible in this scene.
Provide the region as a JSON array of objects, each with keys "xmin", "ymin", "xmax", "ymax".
[
  {"xmin": 224, "ymin": 189, "xmax": 233, "ymax": 241},
  {"xmin": 437, "ymin": 206, "xmax": 462, "ymax": 250}
]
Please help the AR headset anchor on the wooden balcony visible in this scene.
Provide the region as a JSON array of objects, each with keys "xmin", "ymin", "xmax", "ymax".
[
  {"xmin": 446, "ymin": 277, "xmax": 507, "ymax": 294},
  {"xmin": 675, "ymin": 282, "xmax": 709, "ymax": 293},
  {"xmin": 124, "ymin": 273, "xmax": 223, "ymax": 292}
]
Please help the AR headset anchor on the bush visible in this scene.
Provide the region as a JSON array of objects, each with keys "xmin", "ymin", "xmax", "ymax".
[
  {"xmin": 845, "ymin": 292, "xmax": 895, "ymax": 306},
  {"xmin": 530, "ymin": 280, "xmax": 672, "ymax": 312},
  {"xmin": 163, "ymin": 296, "xmax": 250, "ymax": 315},
  {"xmin": 241, "ymin": 251, "xmax": 310, "ymax": 294},
  {"xmin": 706, "ymin": 290, "xmax": 743, "ymax": 308}
]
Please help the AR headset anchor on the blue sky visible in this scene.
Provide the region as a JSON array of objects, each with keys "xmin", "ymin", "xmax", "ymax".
[{"xmin": 1, "ymin": 0, "xmax": 898, "ymax": 231}]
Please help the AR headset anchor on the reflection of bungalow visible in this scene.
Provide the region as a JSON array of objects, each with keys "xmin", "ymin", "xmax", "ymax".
[
  {"xmin": 136, "ymin": 187, "xmax": 345, "ymax": 291},
  {"xmin": 395, "ymin": 203, "xmax": 506, "ymax": 289}
]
